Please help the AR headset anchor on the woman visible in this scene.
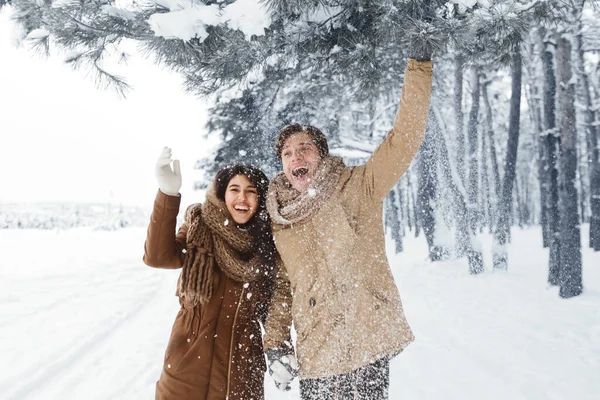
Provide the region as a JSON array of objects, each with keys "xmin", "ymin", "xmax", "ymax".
[{"xmin": 143, "ymin": 148, "xmax": 293, "ymax": 400}]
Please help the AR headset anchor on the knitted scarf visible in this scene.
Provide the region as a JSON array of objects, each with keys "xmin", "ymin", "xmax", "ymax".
[
  {"xmin": 267, "ymin": 156, "xmax": 346, "ymax": 227},
  {"xmin": 178, "ymin": 186, "xmax": 262, "ymax": 309}
]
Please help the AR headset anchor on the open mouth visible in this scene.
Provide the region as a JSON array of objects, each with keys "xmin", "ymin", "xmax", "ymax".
[
  {"xmin": 292, "ymin": 166, "xmax": 309, "ymax": 178},
  {"xmin": 233, "ymin": 205, "xmax": 250, "ymax": 213}
]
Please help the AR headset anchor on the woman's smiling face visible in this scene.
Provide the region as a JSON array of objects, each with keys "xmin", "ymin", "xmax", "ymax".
[{"xmin": 224, "ymin": 174, "xmax": 259, "ymax": 225}]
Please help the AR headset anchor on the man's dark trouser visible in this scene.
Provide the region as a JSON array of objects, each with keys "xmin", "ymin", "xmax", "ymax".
[{"xmin": 299, "ymin": 356, "xmax": 390, "ymax": 400}]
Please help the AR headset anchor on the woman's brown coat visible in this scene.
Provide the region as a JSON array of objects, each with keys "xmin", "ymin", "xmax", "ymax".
[{"xmin": 143, "ymin": 191, "xmax": 291, "ymax": 400}]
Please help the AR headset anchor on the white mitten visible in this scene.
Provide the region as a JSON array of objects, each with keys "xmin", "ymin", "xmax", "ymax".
[
  {"xmin": 155, "ymin": 147, "xmax": 182, "ymax": 196},
  {"xmin": 266, "ymin": 348, "xmax": 299, "ymax": 391}
]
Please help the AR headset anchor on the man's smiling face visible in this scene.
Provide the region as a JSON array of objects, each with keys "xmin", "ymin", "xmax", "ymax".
[{"xmin": 281, "ymin": 133, "xmax": 322, "ymax": 193}]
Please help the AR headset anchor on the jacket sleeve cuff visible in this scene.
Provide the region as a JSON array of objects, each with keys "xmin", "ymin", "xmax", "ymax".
[
  {"xmin": 155, "ymin": 189, "xmax": 182, "ymax": 211},
  {"xmin": 407, "ymin": 59, "xmax": 433, "ymax": 74}
]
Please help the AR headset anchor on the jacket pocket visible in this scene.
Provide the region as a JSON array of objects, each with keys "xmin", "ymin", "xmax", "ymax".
[
  {"xmin": 299, "ymin": 314, "xmax": 321, "ymax": 342},
  {"xmin": 163, "ymin": 309, "xmax": 195, "ymax": 372},
  {"xmin": 250, "ymin": 319, "xmax": 267, "ymax": 372},
  {"xmin": 293, "ymin": 290, "xmax": 322, "ymax": 342},
  {"xmin": 365, "ymin": 284, "xmax": 391, "ymax": 306}
]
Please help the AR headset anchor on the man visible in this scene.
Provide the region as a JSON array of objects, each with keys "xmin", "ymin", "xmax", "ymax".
[{"xmin": 262, "ymin": 47, "xmax": 433, "ymax": 399}]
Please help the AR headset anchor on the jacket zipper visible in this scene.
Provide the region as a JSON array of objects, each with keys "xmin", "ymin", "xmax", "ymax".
[{"xmin": 226, "ymin": 286, "xmax": 245, "ymax": 399}]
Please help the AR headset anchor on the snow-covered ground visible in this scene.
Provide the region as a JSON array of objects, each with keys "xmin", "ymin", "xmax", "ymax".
[{"xmin": 1, "ymin": 226, "xmax": 598, "ymax": 400}]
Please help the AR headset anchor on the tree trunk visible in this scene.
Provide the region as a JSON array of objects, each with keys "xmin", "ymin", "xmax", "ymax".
[
  {"xmin": 515, "ymin": 180, "xmax": 524, "ymax": 228},
  {"xmin": 467, "ymin": 66, "xmax": 481, "ymax": 232},
  {"xmin": 556, "ymin": 32, "xmax": 583, "ymax": 298},
  {"xmin": 493, "ymin": 49, "xmax": 523, "ymax": 270},
  {"xmin": 524, "ymin": 180, "xmax": 532, "ymax": 225},
  {"xmin": 387, "ymin": 186, "xmax": 403, "ymax": 254},
  {"xmin": 455, "ymin": 54, "xmax": 466, "ymax": 184},
  {"xmin": 404, "ymin": 177, "xmax": 413, "ymax": 233},
  {"xmin": 369, "ymin": 96, "xmax": 377, "ymax": 140},
  {"xmin": 408, "ymin": 170, "xmax": 420, "ymax": 238},
  {"xmin": 417, "ymin": 124, "xmax": 449, "ymax": 261},
  {"xmin": 453, "ymin": 55, "xmax": 470, "ymax": 257},
  {"xmin": 539, "ymin": 28, "xmax": 561, "ymax": 284},
  {"xmin": 539, "ymin": 136, "xmax": 550, "ymax": 246},
  {"xmin": 576, "ymin": 22, "xmax": 600, "ymax": 251},
  {"xmin": 482, "ymin": 79, "xmax": 501, "ymax": 229},
  {"xmin": 577, "ymin": 138, "xmax": 588, "ymax": 224},
  {"xmin": 527, "ymin": 34, "xmax": 549, "ymax": 245},
  {"xmin": 398, "ymin": 181, "xmax": 406, "ymax": 239},
  {"xmin": 481, "ymin": 115, "xmax": 492, "ymax": 231},
  {"xmin": 431, "ymin": 109, "xmax": 483, "ymax": 273}
]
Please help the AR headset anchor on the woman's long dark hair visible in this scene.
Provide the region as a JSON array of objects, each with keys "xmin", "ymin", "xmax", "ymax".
[
  {"xmin": 214, "ymin": 164, "xmax": 280, "ymax": 322},
  {"xmin": 213, "ymin": 164, "xmax": 276, "ymax": 267}
]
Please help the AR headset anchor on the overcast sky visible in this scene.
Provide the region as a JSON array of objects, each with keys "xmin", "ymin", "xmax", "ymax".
[{"xmin": 0, "ymin": 6, "xmax": 217, "ymax": 208}]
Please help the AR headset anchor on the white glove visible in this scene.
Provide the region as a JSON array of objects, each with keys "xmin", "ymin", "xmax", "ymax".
[
  {"xmin": 266, "ymin": 348, "xmax": 298, "ymax": 391},
  {"xmin": 155, "ymin": 147, "xmax": 182, "ymax": 196}
]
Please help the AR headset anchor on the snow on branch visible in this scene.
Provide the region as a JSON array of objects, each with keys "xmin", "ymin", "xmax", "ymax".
[
  {"xmin": 100, "ymin": 5, "xmax": 136, "ymax": 21},
  {"xmin": 147, "ymin": 0, "xmax": 272, "ymax": 42},
  {"xmin": 223, "ymin": 0, "xmax": 272, "ymax": 39},
  {"xmin": 147, "ymin": 3, "xmax": 220, "ymax": 41}
]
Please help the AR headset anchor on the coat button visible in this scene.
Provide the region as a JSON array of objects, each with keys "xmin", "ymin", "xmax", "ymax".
[{"xmin": 309, "ymin": 297, "xmax": 316, "ymax": 308}]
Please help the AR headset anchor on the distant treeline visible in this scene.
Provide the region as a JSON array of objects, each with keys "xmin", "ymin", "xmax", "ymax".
[{"xmin": 0, "ymin": 203, "xmax": 151, "ymax": 230}]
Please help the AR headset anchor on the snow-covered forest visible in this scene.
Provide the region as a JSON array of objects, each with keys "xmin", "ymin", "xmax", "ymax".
[{"xmin": 5, "ymin": 0, "xmax": 599, "ymax": 298}]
